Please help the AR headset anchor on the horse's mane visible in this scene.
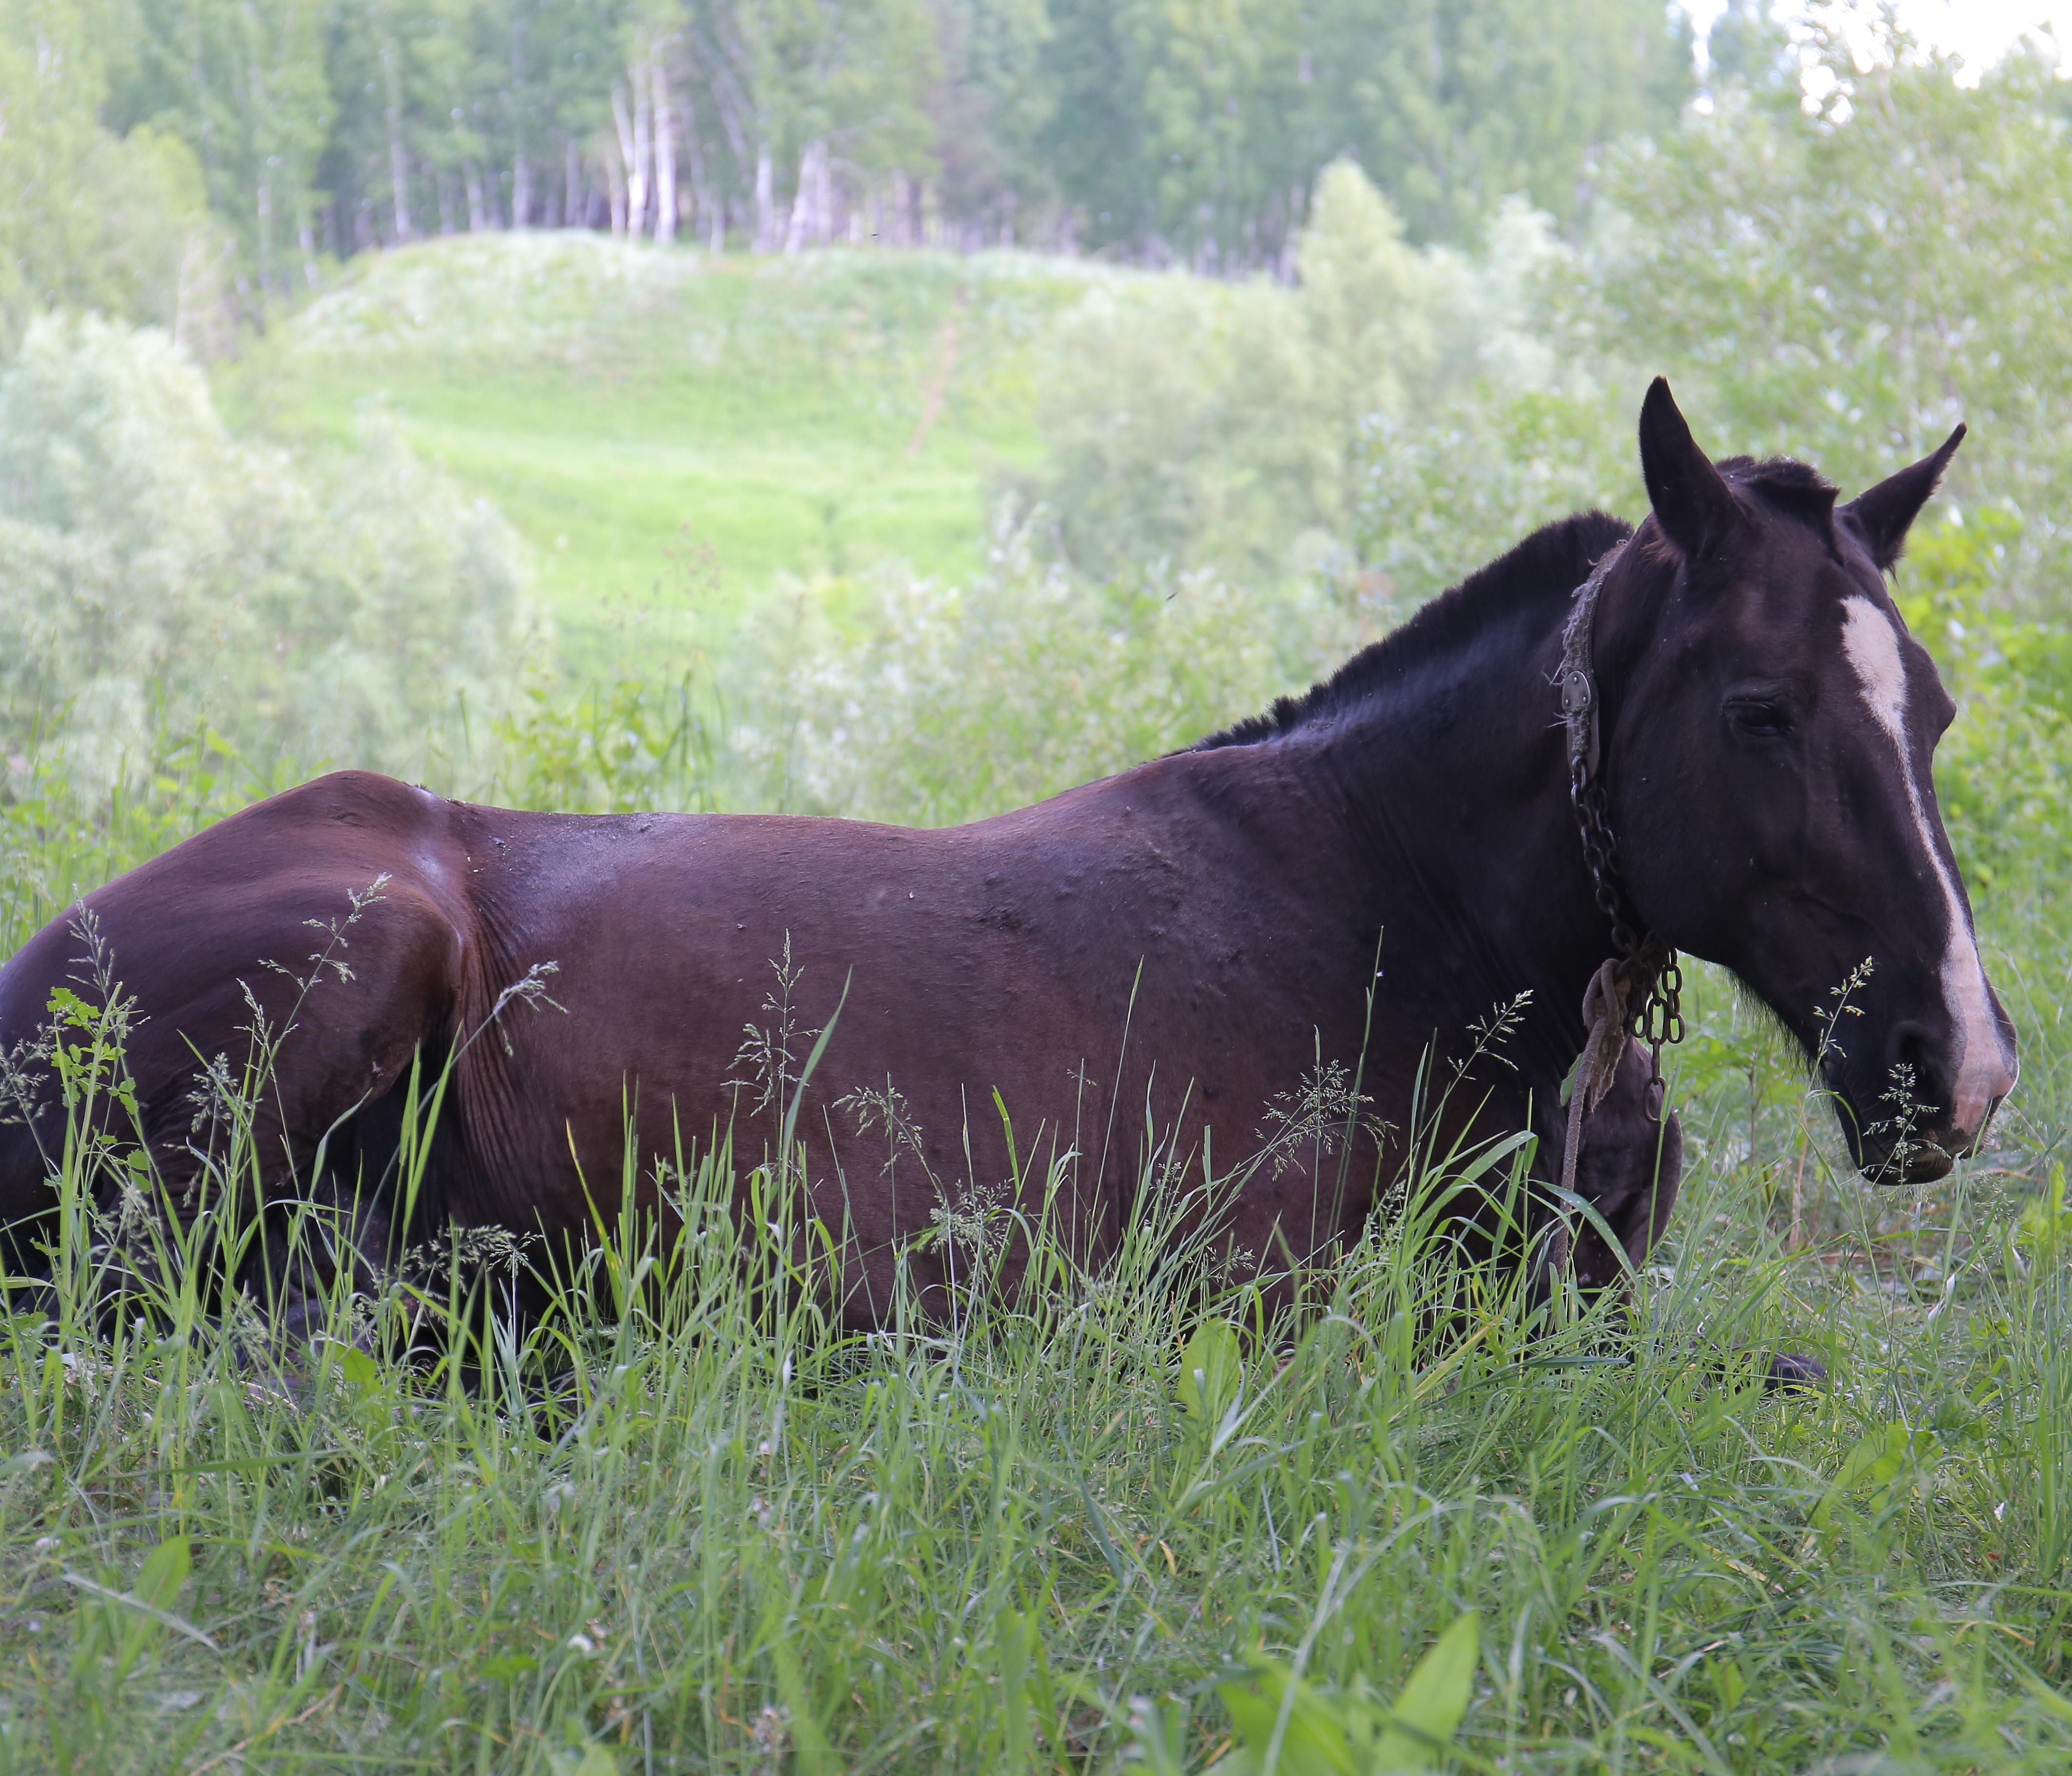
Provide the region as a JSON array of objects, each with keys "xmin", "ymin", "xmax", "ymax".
[
  {"xmin": 1720, "ymin": 454, "xmax": 1837, "ymax": 535},
  {"xmin": 1193, "ymin": 508, "xmax": 1633, "ymax": 752}
]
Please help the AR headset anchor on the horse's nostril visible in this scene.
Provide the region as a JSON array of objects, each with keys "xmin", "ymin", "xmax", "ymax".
[{"xmin": 1886, "ymin": 1023, "xmax": 1946, "ymax": 1117}]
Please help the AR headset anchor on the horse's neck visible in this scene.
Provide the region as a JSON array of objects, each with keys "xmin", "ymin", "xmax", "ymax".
[{"xmin": 1299, "ymin": 599, "xmax": 1608, "ymax": 1085}]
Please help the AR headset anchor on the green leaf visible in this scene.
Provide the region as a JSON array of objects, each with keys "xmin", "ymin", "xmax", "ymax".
[
  {"xmin": 338, "ymin": 1347, "xmax": 381, "ymax": 1399},
  {"xmin": 1373, "ymin": 1612, "xmax": 1479, "ymax": 1770},
  {"xmin": 1814, "ymin": 1423, "xmax": 1938, "ymax": 1528},
  {"xmin": 133, "ymin": 1535, "xmax": 190, "ymax": 1613},
  {"xmin": 1218, "ymin": 1662, "xmax": 1359, "ymax": 1776},
  {"xmin": 1177, "ymin": 1321, "xmax": 1243, "ymax": 1425},
  {"xmin": 997, "ymin": 1605, "xmax": 1036, "ymax": 1771}
]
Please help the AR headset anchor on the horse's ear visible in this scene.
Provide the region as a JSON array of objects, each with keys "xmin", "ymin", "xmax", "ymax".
[
  {"xmin": 1638, "ymin": 377, "xmax": 1742, "ymax": 563},
  {"xmin": 1843, "ymin": 425, "xmax": 1965, "ymax": 572}
]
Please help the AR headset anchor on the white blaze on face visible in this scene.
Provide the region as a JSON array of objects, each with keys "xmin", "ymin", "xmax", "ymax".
[{"xmin": 1839, "ymin": 596, "xmax": 2014, "ymax": 1131}]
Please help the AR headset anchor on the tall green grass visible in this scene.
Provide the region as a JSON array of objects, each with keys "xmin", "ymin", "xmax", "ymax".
[{"xmin": 0, "ymin": 762, "xmax": 2068, "ymax": 1773}]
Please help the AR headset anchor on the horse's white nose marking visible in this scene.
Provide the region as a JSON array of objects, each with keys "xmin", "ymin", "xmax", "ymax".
[{"xmin": 1840, "ymin": 597, "xmax": 2014, "ymax": 1131}]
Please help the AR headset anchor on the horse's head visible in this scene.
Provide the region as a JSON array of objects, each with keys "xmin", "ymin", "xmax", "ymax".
[{"xmin": 1602, "ymin": 379, "xmax": 2017, "ymax": 1184}]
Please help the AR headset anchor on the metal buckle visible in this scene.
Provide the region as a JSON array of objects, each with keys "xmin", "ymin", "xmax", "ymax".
[{"xmin": 1559, "ymin": 669, "xmax": 1593, "ymax": 717}]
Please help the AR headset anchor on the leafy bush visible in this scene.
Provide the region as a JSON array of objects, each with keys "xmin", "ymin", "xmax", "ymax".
[
  {"xmin": 1582, "ymin": 39, "xmax": 2072, "ymax": 600},
  {"xmin": 1352, "ymin": 381, "xmax": 1637, "ymax": 611},
  {"xmin": 1897, "ymin": 510, "xmax": 2072, "ymax": 901},
  {"xmin": 0, "ymin": 0, "xmax": 231, "ymax": 349},
  {"xmin": 729, "ymin": 504, "xmax": 1371, "ymax": 825},
  {"xmin": 1026, "ymin": 164, "xmax": 1565, "ymax": 586},
  {"xmin": 0, "ymin": 314, "xmax": 537, "ymax": 795}
]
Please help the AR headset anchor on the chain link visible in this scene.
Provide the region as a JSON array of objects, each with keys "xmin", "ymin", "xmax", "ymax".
[
  {"xmin": 1568, "ymin": 754, "xmax": 1684, "ymax": 1048},
  {"xmin": 1559, "ymin": 543, "xmax": 1684, "ymax": 1057}
]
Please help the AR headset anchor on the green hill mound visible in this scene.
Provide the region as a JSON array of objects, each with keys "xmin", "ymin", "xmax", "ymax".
[{"xmin": 218, "ymin": 235, "xmax": 1116, "ymax": 670}]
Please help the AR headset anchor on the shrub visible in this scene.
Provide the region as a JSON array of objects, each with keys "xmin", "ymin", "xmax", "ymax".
[
  {"xmin": 730, "ymin": 503, "xmax": 1372, "ymax": 826},
  {"xmin": 0, "ymin": 314, "xmax": 537, "ymax": 795}
]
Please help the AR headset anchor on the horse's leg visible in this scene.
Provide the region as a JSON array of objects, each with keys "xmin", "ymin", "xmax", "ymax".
[
  {"xmin": 1570, "ymin": 1042, "xmax": 1682, "ymax": 1293},
  {"xmin": 14, "ymin": 877, "xmax": 469, "ymax": 1341}
]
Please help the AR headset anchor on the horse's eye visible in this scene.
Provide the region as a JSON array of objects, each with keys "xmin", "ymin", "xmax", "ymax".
[{"xmin": 1726, "ymin": 698, "xmax": 1793, "ymax": 738}]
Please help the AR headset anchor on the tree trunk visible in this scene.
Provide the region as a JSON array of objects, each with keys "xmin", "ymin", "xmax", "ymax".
[
  {"xmin": 257, "ymin": 172, "xmax": 275, "ymax": 294},
  {"xmin": 465, "ymin": 163, "xmax": 488, "ymax": 231},
  {"xmin": 565, "ymin": 136, "xmax": 582, "ymax": 230},
  {"xmin": 784, "ymin": 139, "xmax": 828, "ymax": 252},
  {"xmin": 632, "ymin": 70, "xmax": 652, "ymax": 238},
  {"xmin": 611, "ymin": 81, "xmax": 649, "ymax": 239},
  {"xmin": 651, "ymin": 58, "xmax": 676, "ymax": 245},
  {"xmin": 754, "ymin": 148, "xmax": 775, "ymax": 251},
  {"xmin": 605, "ymin": 132, "xmax": 629, "ymax": 237},
  {"xmin": 383, "ymin": 46, "xmax": 411, "ymax": 241},
  {"xmin": 509, "ymin": 12, "xmax": 529, "ymax": 229}
]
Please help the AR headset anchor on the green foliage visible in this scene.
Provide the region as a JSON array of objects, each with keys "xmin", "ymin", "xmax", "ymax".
[
  {"xmin": 1353, "ymin": 378, "xmax": 1638, "ymax": 610},
  {"xmin": 1175, "ymin": 1319, "xmax": 1241, "ymax": 1429},
  {"xmin": 732, "ymin": 506, "xmax": 1365, "ymax": 823},
  {"xmin": 1894, "ymin": 510, "xmax": 2072, "ymax": 900},
  {"xmin": 0, "ymin": 312, "xmax": 536, "ymax": 790},
  {"xmin": 486, "ymin": 672, "xmax": 716, "ymax": 813},
  {"xmin": 1585, "ymin": 36, "xmax": 2072, "ymax": 587},
  {"xmin": 42, "ymin": 0, "xmax": 1696, "ymax": 300},
  {"xmin": 1042, "ymin": 0, "xmax": 1690, "ymax": 258},
  {"xmin": 121, "ymin": 0, "xmax": 332, "ymax": 298},
  {"xmin": 0, "ymin": 0, "xmax": 225, "ymax": 344},
  {"xmin": 1217, "ymin": 1612, "xmax": 1479, "ymax": 1774},
  {"xmin": 1029, "ymin": 164, "xmax": 1563, "ymax": 586}
]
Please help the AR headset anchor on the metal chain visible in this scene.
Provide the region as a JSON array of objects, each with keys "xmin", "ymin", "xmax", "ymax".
[{"xmin": 1560, "ymin": 553, "xmax": 1686, "ymax": 1055}]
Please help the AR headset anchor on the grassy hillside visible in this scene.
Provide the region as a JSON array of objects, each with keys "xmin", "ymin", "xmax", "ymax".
[{"xmin": 217, "ymin": 235, "xmax": 1111, "ymax": 673}]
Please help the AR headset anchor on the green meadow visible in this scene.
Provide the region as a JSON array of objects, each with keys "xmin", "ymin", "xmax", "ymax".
[
  {"xmin": 5, "ymin": 23, "xmax": 2072, "ymax": 1776},
  {"xmin": 216, "ymin": 237, "xmax": 1098, "ymax": 668}
]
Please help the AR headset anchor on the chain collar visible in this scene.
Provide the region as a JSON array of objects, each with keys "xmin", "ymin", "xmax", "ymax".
[{"xmin": 1555, "ymin": 542, "xmax": 1685, "ymax": 1053}]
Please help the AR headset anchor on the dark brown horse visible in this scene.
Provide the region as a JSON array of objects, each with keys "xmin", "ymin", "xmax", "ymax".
[{"xmin": 0, "ymin": 383, "xmax": 2016, "ymax": 1331}]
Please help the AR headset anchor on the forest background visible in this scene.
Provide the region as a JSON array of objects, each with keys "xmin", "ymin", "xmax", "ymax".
[
  {"xmin": 6, "ymin": 0, "xmax": 2072, "ymax": 1770},
  {"xmin": 3, "ymin": 0, "xmax": 2069, "ymax": 876}
]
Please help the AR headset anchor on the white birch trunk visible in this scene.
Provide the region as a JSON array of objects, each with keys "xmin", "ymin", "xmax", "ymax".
[
  {"xmin": 605, "ymin": 137, "xmax": 628, "ymax": 237},
  {"xmin": 652, "ymin": 58, "xmax": 676, "ymax": 244},
  {"xmin": 383, "ymin": 47, "xmax": 411, "ymax": 240},
  {"xmin": 512, "ymin": 149, "xmax": 531, "ymax": 229},
  {"xmin": 754, "ymin": 148, "xmax": 776, "ymax": 251},
  {"xmin": 783, "ymin": 147, "xmax": 809, "ymax": 251},
  {"xmin": 630, "ymin": 73, "xmax": 653, "ymax": 238},
  {"xmin": 784, "ymin": 139, "xmax": 828, "ymax": 252},
  {"xmin": 610, "ymin": 83, "xmax": 639, "ymax": 238}
]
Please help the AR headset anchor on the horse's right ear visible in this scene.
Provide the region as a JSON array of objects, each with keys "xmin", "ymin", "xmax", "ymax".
[
  {"xmin": 1842, "ymin": 424, "xmax": 1965, "ymax": 572},
  {"xmin": 1638, "ymin": 377, "xmax": 1741, "ymax": 563}
]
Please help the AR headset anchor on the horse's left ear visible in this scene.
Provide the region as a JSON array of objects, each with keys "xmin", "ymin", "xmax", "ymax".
[
  {"xmin": 1638, "ymin": 377, "xmax": 1743, "ymax": 563},
  {"xmin": 1843, "ymin": 424, "xmax": 1966, "ymax": 572}
]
